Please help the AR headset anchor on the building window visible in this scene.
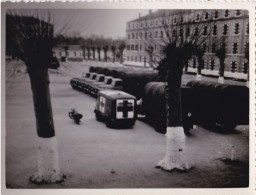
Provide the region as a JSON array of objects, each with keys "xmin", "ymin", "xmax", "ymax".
[
  {"xmin": 232, "ymin": 42, "xmax": 238, "ymax": 54},
  {"xmin": 236, "ymin": 10, "xmax": 241, "ymax": 16},
  {"xmin": 155, "ymin": 20, "xmax": 158, "ymax": 26},
  {"xmin": 140, "ymin": 22, "xmax": 143, "ymax": 28},
  {"xmin": 131, "ymin": 45, "xmax": 134, "ymax": 51},
  {"xmin": 246, "ymin": 22, "xmax": 249, "ymax": 34},
  {"xmin": 210, "ymin": 59, "xmax": 215, "ymax": 70},
  {"xmin": 234, "ymin": 23, "xmax": 240, "ymax": 35},
  {"xmin": 127, "ymin": 45, "xmax": 130, "ymax": 51},
  {"xmin": 203, "ymin": 43, "xmax": 207, "ymax": 52},
  {"xmin": 127, "ymin": 56, "xmax": 129, "ymax": 61},
  {"xmin": 145, "ymin": 22, "xmax": 147, "ymax": 27},
  {"xmin": 186, "ymin": 27, "xmax": 190, "ymax": 37},
  {"xmin": 212, "ymin": 43, "xmax": 216, "ymax": 53},
  {"xmin": 140, "ymin": 44, "xmax": 142, "ymax": 51},
  {"xmin": 172, "ymin": 29, "xmax": 176, "ymax": 37},
  {"xmin": 128, "ymin": 33, "xmax": 130, "ymax": 39},
  {"xmin": 179, "ymin": 28, "xmax": 183, "ymax": 37},
  {"xmin": 195, "ymin": 13, "xmax": 200, "ymax": 22},
  {"xmin": 231, "ymin": 61, "xmax": 237, "ymax": 72},
  {"xmin": 132, "ymin": 33, "xmax": 135, "ymax": 39},
  {"xmin": 139, "ymin": 56, "xmax": 141, "ymax": 62},
  {"xmin": 214, "ymin": 10, "xmax": 219, "ymax": 19},
  {"xmin": 242, "ymin": 62, "xmax": 248, "ymax": 74},
  {"xmin": 203, "ymin": 26, "xmax": 208, "ymax": 36},
  {"xmin": 194, "ymin": 27, "xmax": 199, "ymax": 36},
  {"xmin": 212, "ymin": 25, "xmax": 217, "ymax": 36},
  {"xmin": 173, "ymin": 17, "xmax": 177, "ymax": 24},
  {"xmin": 135, "ymin": 45, "xmax": 138, "ymax": 51},
  {"xmin": 224, "ymin": 10, "xmax": 229, "ymax": 17},
  {"xmin": 131, "ymin": 56, "xmax": 133, "ymax": 62},
  {"xmin": 149, "ymin": 32, "xmax": 152, "ymax": 38},
  {"xmin": 223, "ymin": 24, "xmax": 228, "ymax": 36},
  {"xmin": 135, "ymin": 56, "xmax": 137, "ymax": 62},
  {"xmin": 155, "ymin": 31, "xmax": 158, "ymax": 38},
  {"xmin": 161, "ymin": 30, "xmax": 164, "ymax": 38},
  {"xmin": 136, "ymin": 33, "xmax": 138, "ymax": 39},
  {"xmin": 145, "ymin": 32, "xmax": 148, "ymax": 39},
  {"xmin": 180, "ymin": 16, "xmax": 184, "ymax": 23},
  {"xmin": 205, "ymin": 12, "xmax": 209, "ymax": 20}
]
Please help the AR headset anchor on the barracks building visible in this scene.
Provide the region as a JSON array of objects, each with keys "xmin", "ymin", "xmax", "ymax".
[{"xmin": 124, "ymin": 10, "xmax": 249, "ymax": 79}]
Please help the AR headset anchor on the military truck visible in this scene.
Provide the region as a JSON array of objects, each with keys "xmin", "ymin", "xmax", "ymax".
[
  {"xmin": 93, "ymin": 78, "xmax": 123, "ymax": 97},
  {"xmin": 84, "ymin": 74, "xmax": 105, "ymax": 93},
  {"xmin": 94, "ymin": 90, "xmax": 137, "ymax": 128},
  {"xmin": 89, "ymin": 76, "xmax": 113, "ymax": 96}
]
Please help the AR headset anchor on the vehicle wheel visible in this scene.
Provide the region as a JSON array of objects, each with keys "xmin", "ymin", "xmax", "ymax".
[
  {"xmin": 68, "ymin": 112, "xmax": 73, "ymax": 119},
  {"xmin": 223, "ymin": 122, "xmax": 236, "ymax": 131},
  {"xmin": 106, "ymin": 118, "xmax": 113, "ymax": 128},
  {"xmin": 95, "ymin": 112, "xmax": 102, "ymax": 121}
]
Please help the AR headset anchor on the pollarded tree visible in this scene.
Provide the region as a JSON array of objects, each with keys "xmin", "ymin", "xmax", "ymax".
[
  {"xmin": 103, "ymin": 45, "xmax": 109, "ymax": 62},
  {"xmin": 91, "ymin": 46, "xmax": 96, "ymax": 61},
  {"xmin": 154, "ymin": 10, "xmax": 212, "ymax": 171},
  {"xmin": 117, "ymin": 39, "xmax": 126, "ymax": 64},
  {"xmin": 64, "ymin": 45, "xmax": 69, "ymax": 62},
  {"xmin": 215, "ymin": 40, "xmax": 226, "ymax": 84},
  {"xmin": 193, "ymin": 46, "xmax": 205, "ymax": 81},
  {"xmin": 97, "ymin": 46, "xmax": 101, "ymax": 61},
  {"xmin": 145, "ymin": 45, "xmax": 154, "ymax": 68},
  {"xmin": 81, "ymin": 45, "xmax": 86, "ymax": 62},
  {"xmin": 111, "ymin": 44, "xmax": 117, "ymax": 63},
  {"xmin": 6, "ymin": 13, "xmax": 64, "ymax": 183}
]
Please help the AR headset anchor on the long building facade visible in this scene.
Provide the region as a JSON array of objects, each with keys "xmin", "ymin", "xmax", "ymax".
[{"xmin": 124, "ymin": 9, "xmax": 249, "ymax": 79}]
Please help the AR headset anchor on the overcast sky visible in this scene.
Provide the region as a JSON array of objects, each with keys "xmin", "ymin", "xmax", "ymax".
[
  {"xmin": 8, "ymin": 9, "xmax": 152, "ymax": 39},
  {"xmin": 54, "ymin": 9, "xmax": 152, "ymax": 39}
]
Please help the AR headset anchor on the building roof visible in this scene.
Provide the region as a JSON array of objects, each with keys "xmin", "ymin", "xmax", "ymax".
[{"xmin": 129, "ymin": 10, "xmax": 192, "ymax": 23}]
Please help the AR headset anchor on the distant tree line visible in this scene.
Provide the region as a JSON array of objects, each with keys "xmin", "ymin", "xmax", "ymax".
[{"xmin": 55, "ymin": 34, "xmax": 126, "ymax": 63}]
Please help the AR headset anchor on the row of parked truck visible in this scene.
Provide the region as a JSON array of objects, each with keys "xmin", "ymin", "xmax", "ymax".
[
  {"xmin": 70, "ymin": 72, "xmax": 123, "ymax": 97},
  {"xmin": 70, "ymin": 68, "xmax": 249, "ymax": 133}
]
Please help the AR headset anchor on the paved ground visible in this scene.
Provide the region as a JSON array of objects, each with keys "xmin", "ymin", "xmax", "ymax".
[{"xmin": 5, "ymin": 60, "xmax": 249, "ymax": 189}]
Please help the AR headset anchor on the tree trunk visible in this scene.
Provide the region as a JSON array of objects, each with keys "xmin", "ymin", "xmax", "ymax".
[
  {"xmin": 218, "ymin": 60, "xmax": 225, "ymax": 84},
  {"xmin": 196, "ymin": 56, "xmax": 203, "ymax": 81},
  {"xmin": 156, "ymin": 60, "xmax": 190, "ymax": 171},
  {"xmin": 28, "ymin": 67, "xmax": 63, "ymax": 183},
  {"xmin": 92, "ymin": 50, "xmax": 95, "ymax": 60},
  {"xmin": 104, "ymin": 50, "xmax": 108, "ymax": 62}
]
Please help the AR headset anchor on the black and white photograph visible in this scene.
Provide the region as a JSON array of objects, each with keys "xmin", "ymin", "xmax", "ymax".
[{"xmin": 2, "ymin": 2, "xmax": 252, "ymax": 193}]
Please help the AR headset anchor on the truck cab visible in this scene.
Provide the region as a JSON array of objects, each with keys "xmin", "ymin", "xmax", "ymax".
[
  {"xmin": 94, "ymin": 78, "xmax": 123, "ymax": 97},
  {"xmin": 85, "ymin": 74, "xmax": 105, "ymax": 93},
  {"xmin": 94, "ymin": 90, "xmax": 137, "ymax": 128},
  {"xmin": 90, "ymin": 76, "xmax": 113, "ymax": 96}
]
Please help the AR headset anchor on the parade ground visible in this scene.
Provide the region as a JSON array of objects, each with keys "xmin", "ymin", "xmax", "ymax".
[{"xmin": 5, "ymin": 60, "xmax": 249, "ymax": 188}]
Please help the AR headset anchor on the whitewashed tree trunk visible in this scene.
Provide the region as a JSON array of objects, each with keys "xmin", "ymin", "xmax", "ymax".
[
  {"xmin": 196, "ymin": 74, "xmax": 202, "ymax": 81},
  {"xmin": 157, "ymin": 127, "xmax": 190, "ymax": 171},
  {"xmin": 218, "ymin": 76, "xmax": 224, "ymax": 84},
  {"xmin": 30, "ymin": 137, "xmax": 63, "ymax": 183}
]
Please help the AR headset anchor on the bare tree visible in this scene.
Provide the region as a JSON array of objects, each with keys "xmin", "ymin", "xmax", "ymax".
[
  {"xmin": 111, "ymin": 44, "xmax": 116, "ymax": 63},
  {"xmin": 6, "ymin": 12, "xmax": 65, "ymax": 184},
  {"xmin": 215, "ymin": 39, "xmax": 227, "ymax": 83},
  {"xmin": 97, "ymin": 46, "xmax": 101, "ymax": 61},
  {"xmin": 103, "ymin": 45, "xmax": 109, "ymax": 62},
  {"xmin": 152, "ymin": 10, "xmax": 212, "ymax": 171},
  {"xmin": 91, "ymin": 46, "xmax": 96, "ymax": 60}
]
